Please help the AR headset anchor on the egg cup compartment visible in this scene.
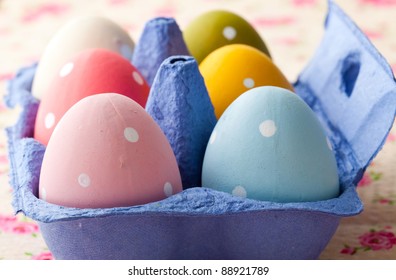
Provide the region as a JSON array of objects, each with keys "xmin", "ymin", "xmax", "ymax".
[{"xmin": 5, "ymin": 0, "xmax": 396, "ymax": 259}]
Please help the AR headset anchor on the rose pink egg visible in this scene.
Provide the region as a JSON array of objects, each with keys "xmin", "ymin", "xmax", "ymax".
[
  {"xmin": 34, "ymin": 48, "xmax": 149, "ymax": 146},
  {"xmin": 38, "ymin": 93, "xmax": 182, "ymax": 209}
]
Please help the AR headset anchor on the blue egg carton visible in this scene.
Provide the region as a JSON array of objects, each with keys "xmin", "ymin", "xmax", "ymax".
[{"xmin": 5, "ymin": 1, "xmax": 396, "ymax": 259}]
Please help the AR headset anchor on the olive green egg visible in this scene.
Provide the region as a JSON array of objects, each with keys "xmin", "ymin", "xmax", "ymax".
[{"xmin": 183, "ymin": 10, "xmax": 271, "ymax": 64}]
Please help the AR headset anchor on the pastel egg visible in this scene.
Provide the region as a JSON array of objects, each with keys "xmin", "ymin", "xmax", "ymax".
[
  {"xmin": 32, "ymin": 16, "xmax": 135, "ymax": 100},
  {"xmin": 183, "ymin": 10, "xmax": 270, "ymax": 64},
  {"xmin": 39, "ymin": 93, "xmax": 182, "ymax": 209},
  {"xmin": 199, "ymin": 44, "xmax": 293, "ymax": 119},
  {"xmin": 202, "ymin": 86, "xmax": 339, "ymax": 203},
  {"xmin": 34, "ymin": 48, "xmax": 149, "ymax": 146}
]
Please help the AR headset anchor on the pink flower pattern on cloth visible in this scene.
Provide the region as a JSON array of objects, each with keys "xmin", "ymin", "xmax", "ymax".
[
  {"xmin": 340, "ymin": 227, "xmax": 396, "ymax": 255},
  {"xmin": 0, "ymin": 0, "xmax": 396, "ymax": 260},
  {"xmin": 0, "ymin": 215, "xmax": 39, "ymax": 235},
  {"xmin": 359, "ymin": 230, "xmax": 396, "ymax": 251},
  {"xmin": 359, "ymin": 0, "xmax": 396, "ymax": 6},
  {"xmin": 32, "ymin": 252, "xmax": 54, "ymax": 260}
]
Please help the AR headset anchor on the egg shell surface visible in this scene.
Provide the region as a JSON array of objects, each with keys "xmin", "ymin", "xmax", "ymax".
[
  {"xmin": 39, "ymin": 93, "xmax": 182, "ymax": 209},
  {"xmin": 200, "ymin": 44, "xmax": 294, "ymax": 119},
  {"xmin": 34, "ymin": 48, "xmax": 149, "ymax": 146},
  {"xmin": 202, "ymin": 86, "xmax": 340, "ymax": 203},
  {"xmin": 32, "ymin": 16, "xmax": 135, "ymax": 100},
  {"xmin": 183, "ymin": 10, "xmax": 270, "ymax": 64}
]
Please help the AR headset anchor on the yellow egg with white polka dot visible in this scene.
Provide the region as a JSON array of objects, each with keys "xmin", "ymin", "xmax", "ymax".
[
  {"xmin": 183, "ymin": 10, "xmax": 270, "ymax": 64},
  {"xmin": 199, "ymin": 44, "xmax": 294, "ymax": 119}
]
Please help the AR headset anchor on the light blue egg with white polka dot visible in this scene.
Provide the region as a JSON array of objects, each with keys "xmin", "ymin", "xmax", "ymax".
[{"xmin": 201, "ymin": 86, "xmax": 340, "ymax": 203}]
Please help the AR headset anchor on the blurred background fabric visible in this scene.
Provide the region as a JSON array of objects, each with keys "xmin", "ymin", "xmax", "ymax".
[{"xmin": 0, "ymin": 0, "xmax": 395, "ymax": 260}]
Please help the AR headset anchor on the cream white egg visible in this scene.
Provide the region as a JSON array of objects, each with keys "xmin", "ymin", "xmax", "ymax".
[{"xmin": 32, "ymin": 16, "xmax": 135, "ymax": 100}]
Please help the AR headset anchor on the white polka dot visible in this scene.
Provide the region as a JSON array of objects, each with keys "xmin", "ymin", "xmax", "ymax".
[
  {"xmin": 59, "ymin": 62, "xmax": 74, "ymax": 77},
  {"xmin": 41, "ymin": 188, "xmax": 47, "ymax": 201},
  {"xmin": 259, "ymin": 120, "xmax": 277, "ymax": 137},
  {"xmin": 223, "ymin": 26, "xmax": 237, "ymax": 40},
  {"xmin": 164, "ymin": 182, "xmax": 173, "ymax": 197},
  {"xmin": 132, "ymin": 71, "xmax": 144, "ymax": 85},
  {"xmin": 232, "ymin": 186, "xmax": 247, "ymax": 198},
  {"xmin": 78, "ymin": 173, "xmax": 91, "ymax": 188},
  {"xmin": 45, "ymin": 113, "xmax": 55, "ymax": 129},
  {"xmin": 124, "ymin": 127, "xmax": 139, "ymax": 143},
  {"xmin": 327, "ymin": 137, "xmax": 333, "ymax": 151},
  {"xmin": 209, "ymin": 130, "xmax": 217, "ymax": 144},
  {"xmin": 243, "ymin": 78, "xmax": 255, "ymax": 89}
]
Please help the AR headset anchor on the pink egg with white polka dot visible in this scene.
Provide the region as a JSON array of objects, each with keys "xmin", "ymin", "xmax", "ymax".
[
  {"xmin": 34, "ymin": 48, "xmax": 149, "ymax": 146},
  {"xmin": 38, "ymin": 93, "xmax": 182, "ymax": 209}
]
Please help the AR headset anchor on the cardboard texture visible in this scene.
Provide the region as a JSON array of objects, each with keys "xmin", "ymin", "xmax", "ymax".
[
  {"xmin": 131, "ymin": 17, "xmax": 190, "ymax": 85},
  {"xmin": 4, "ymin": 1, "xmax": 396, "ymax": 259},
  {"xmin": 146, "ymin": 56, "xmax": 217, "ymax": 188}
]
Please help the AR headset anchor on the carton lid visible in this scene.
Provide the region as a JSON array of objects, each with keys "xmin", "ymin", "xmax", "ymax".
[{"xmin": 294, "ymin": 0, "xmax": 396, "ymax": 187}]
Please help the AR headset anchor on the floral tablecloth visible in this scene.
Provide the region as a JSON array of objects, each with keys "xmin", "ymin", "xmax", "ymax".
[{"xmin": 1, "ymin": 0, "xmax": 395, "ymax": 260}]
